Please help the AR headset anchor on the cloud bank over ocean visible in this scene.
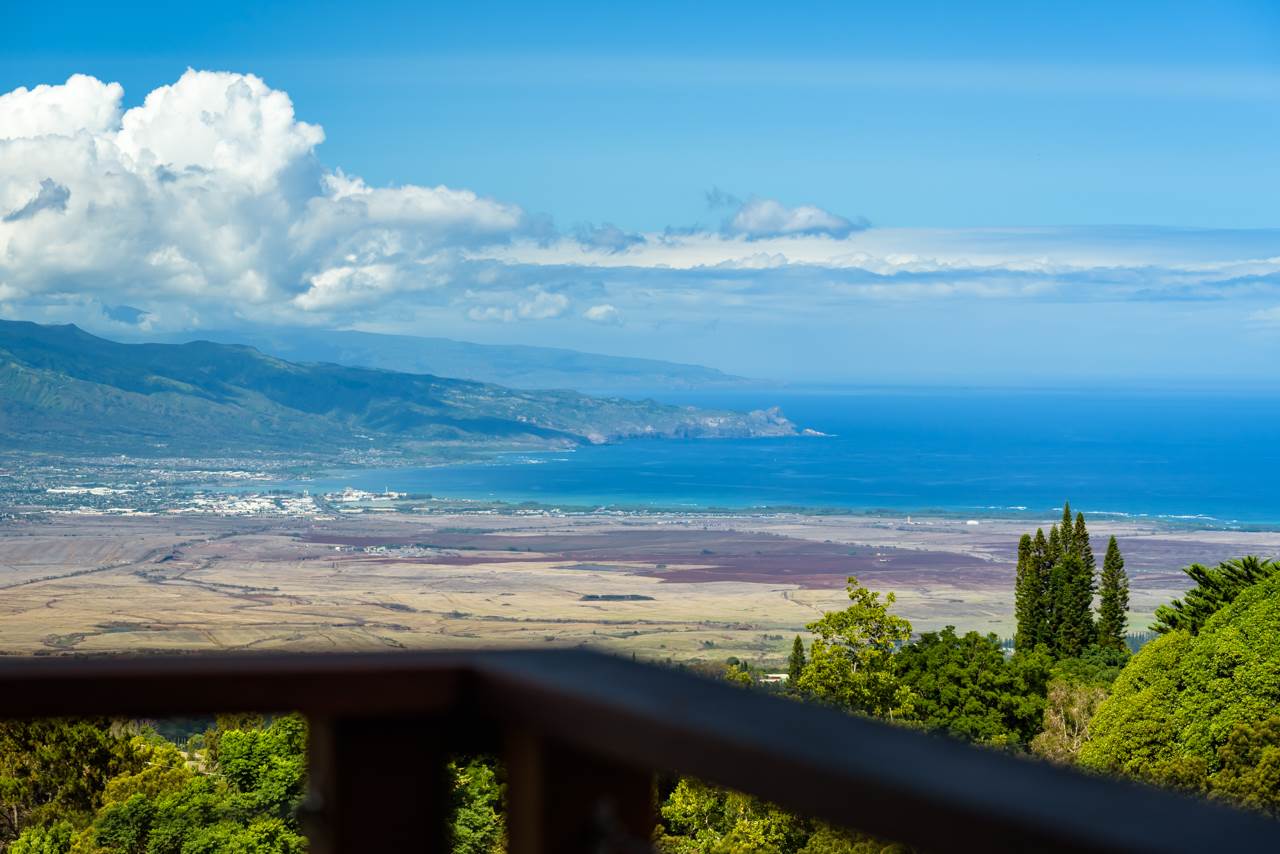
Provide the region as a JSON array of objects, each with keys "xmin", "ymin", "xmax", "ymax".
[{"xmin": 2, "ymin": 70, "xmax": 1280, "ymax": 381}]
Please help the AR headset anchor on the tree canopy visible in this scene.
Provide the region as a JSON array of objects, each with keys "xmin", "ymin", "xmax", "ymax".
[
  {"xmin": 1151, "ymin": 556, "xmax": 1278, "ymax": 635},
  {"xmin": 794, "ymin": 577, "xmax": 913, "ymax": 720},
  {"xmin": 1080, "ymin": 569, "xmax": 1280, "ymax": 813},
  {"xmin": 892, "ymin": 627, "xmax": 1050, "ymax": 747},
  {"xmin": 1095, "ymin": 536, "xmax": 1129, "ymax": 650},
  {"xmin": 1014, "ymin": 505, "xmax": 1123, "ymax": 659}
]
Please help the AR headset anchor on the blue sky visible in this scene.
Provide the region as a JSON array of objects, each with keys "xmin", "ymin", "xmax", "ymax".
[
  {"xmin": 2, "ymin": 1, "xmax": 1280, "ymax": 383},
  {"xmin": 6, "ymin": 0, "xmax": 1279, "ymax": 229}
]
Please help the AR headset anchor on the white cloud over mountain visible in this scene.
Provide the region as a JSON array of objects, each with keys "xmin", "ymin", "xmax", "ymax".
[{"xmin": 2, "ymin": 69, "xmax": 1280, "ymax": 369}]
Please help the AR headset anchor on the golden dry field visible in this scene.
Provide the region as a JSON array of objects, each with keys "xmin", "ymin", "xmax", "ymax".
[{"xmin": 1, "ymin": 511, "xmax": 1276, "ymax": 664}]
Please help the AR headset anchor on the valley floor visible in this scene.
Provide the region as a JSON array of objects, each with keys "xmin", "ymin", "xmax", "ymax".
[{"xmin": 1, "ymin": 511, "xmax": 1277, "ymax": 662}]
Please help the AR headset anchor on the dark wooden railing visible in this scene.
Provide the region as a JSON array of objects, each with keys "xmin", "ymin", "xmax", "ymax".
[{"xmin": 0, "ymin": 650, "xmax": 1277, "ymax": 853}]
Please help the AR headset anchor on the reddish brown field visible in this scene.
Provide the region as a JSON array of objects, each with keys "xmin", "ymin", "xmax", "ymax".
[{"xmin": 303, "ymin": 528, "xmax": 997, "ymax": 589}]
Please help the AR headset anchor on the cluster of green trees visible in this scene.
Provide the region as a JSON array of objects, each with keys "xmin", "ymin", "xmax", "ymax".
[
  {"xmin": 1014, "ymin": 502, "xmax": 1130, "ymax": 656},
  {"xmin": 3, "ymin": 507, "xmax": 1278, "ymax": 853},
  {"xmin": 653, "ymin": 508, "xmax": 1280, "ymax": 851},
  {"xmin": 651, "ymin": 573, "xmax": 1056, "ymax": 853},
  {"xmin": 780, "ymin": 579, "xmax": 1055, "ymax": 748},
  {"xmin": 0, "ymin": 714, "xmax": 307, "ymax": 854},
  {"xmin": 655, "ymin": 778, "xmax": 902, "ymax": 854},
  {"xmin": 0, "ymin": 718, "xmax": 506, "ymax": 854}
]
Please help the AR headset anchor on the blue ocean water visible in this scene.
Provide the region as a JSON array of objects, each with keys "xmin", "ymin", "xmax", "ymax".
[{"xmin": 258, "ymin": 389, "xmax": 1280, "ymax": 524}]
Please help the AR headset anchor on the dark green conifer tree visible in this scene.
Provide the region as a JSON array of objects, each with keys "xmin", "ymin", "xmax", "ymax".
[
  {"xmin": 1030, "ymin": 528, "xmax": 1051, "ymax": 646},
  {"xmin": 1044, "ymin": 548, "xmax": 1063, "ymax": 647},
  {"xmin": 1042, "ymin": 525, "xmax": 1063, "ymax": 647},
  {"xmin": 1013, "ymin": 530, "xmax": 1054, "ymax": 650},
  {"xmin": 1047, "ymin": 524, "xmax": 1061, "ymax": 566},
  {"xmin": 1050, "ymin": 552, "xmax": 1095, "ymax": 658},
  {"xmin": 1073, "ymin": 511, "xmax": 1096, "ymax": 572},
  {"xmin": 1031, "ymin": 527, "xmax": 1050, "ymax": 573},
  {"xmin": 1069, "ymin": 511, "xmax": 1098, "ymax": 655},
  {"xmin": 787, "ymin": 635, "xmax": 807, "ymax": 686},
  {"xmin": 1059, "ymin": 502, "xmax": 1075, "ymax": 556},
  {"xmin": 1096, "ymin": 536, "xmax": 1129, "ymax": 649},
  {"xmin": 1014, "ymin": 534, "xmax": 1038, "ymax": 650},
  {"xmin": 1037, "ymin": 506, "xmax": 1098, "ymax": 659}
]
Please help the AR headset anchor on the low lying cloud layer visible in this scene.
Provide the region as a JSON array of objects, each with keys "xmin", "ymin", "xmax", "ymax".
[{"xmin": 3, "ymin": 70, "xmax": 1280, "ymax": 363}]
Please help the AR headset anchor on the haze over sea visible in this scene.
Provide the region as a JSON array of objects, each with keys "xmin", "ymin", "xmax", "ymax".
[{"xmin": 260, "ymin": 389, "xmax": 1280, "ymax": 526}]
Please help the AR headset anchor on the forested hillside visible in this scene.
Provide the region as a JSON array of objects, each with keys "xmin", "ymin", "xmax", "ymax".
[{"xmin": 0, "ymin": 321, "xmax": 797, "ymax": 457}]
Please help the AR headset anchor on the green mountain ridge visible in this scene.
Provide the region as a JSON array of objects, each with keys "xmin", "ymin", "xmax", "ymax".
[
  {"xmin": 0, "ymin": 321, "xmax": 797, "ymax": 458},
  {"xmin": 145, "ymin": 326, "xmax": 756, "ymax": 393}
]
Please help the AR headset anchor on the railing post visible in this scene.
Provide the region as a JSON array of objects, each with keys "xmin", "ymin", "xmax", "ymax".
[
  {"xmin": 303, "ymin": 715, "xmax": 453, "ymax": 853},
  {"xmin": 505, "ymin": 728, "xmax": 655, "ymax": 854}
]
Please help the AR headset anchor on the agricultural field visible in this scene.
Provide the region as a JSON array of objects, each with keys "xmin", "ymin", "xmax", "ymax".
[{"xmin": 0, "ymin": 511, "xmax": 1276, "ymax": 663}]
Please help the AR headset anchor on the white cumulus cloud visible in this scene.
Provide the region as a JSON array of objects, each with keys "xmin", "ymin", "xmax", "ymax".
[
  {"xmin": 722, "ymin": 197, "xmax": 868, "ymax": 240},
  {"xmin": 583, "ymin": 303, "xmax": 621, "ymax": 324},
  {"xmin": 0, "ymin": 70, "xmax": 533, "ymax": 327},
  {"xmin": 5, "ymin": 70, "xmax": 1280, "ymax": 351},
  {"xmin": 0, "ymin": 74, "xmax": 124, "ymax": 138},
  {"xmin": 518, "ymin": 290, "xmax": 569, "ymax": 320},
  {"xmin": 465, "ymin": 288, "xmax": 569, "ymax": 323}
]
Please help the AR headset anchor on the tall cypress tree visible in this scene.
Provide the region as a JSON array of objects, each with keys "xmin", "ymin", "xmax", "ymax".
[
  {"xmin": 1059, "ymin": 502, "xmax": 1075, "ymax": 556},
  {"xmin": 1097, "ymin": 536, "xmax": 1129, "ymax": 649},
  {"xmin": 1014, "ymin": 533, "xmax": 1039, "ymax": 650},
  {"xmin": 1073, "ymin": 511, "xmax": 1096, "ymax": 572},
  {"xmin": 1072, "ymin": 511, "xmax": 1099, "ymax": 651},
  {"xmin": 1047, "ymin": 524, "xmax": 1061, "ymax": 566},
  {"xmin": 1031, "ymin": 527, "xmax": 1050, "ymax": 646},
  {"xmin": 1038, "ymin": 505, "xmax": 1098, "ymax": 658},
  {"xmin": 1053, "ymin": 552, "xmax": 1095, "ymax": 657},
  {"xmin": 787, "ymin": 634, "xmax": 807, "ymax": 685},
  {"xmin": 1043, "ymin": 524, "xmax": 1063, "ymax": 646},
  {"xmin": 1072, "ymin": 512, "xmax": 1097, "ymax": 653}
]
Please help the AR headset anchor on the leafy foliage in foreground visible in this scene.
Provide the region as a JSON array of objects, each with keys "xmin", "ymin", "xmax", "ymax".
[
  {"xmin": 655, "ymin": 778, "xmax": 905, "ymax": 854},
  {"xmin": 794, "ymin": 578, "xmax": 913, "ymax": 720},
  {"xmin": 447, "ymin": 758, "xmax": 506, "ymax": 854},
  {"xmin": 0, "ymin": 716, "xmax": 307, "ymax": 854},
  {"xmin": 0, "ymin": 720, "xmax": 141, "ymax": 841},
  {"xmin": 1, "ymin": 717, "xmax": 508, "ymax": 854},
  {"xmin": 1080, "ymin": 570, "xmax": 1280, "ymax": 813},
  {"xmin": 892, "ymin": 627, "xmax": 1050, "ymax": 747}
]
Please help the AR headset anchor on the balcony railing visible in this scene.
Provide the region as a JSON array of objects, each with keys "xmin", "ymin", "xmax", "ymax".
[{"xmin": 0, "ymin": 650, "xmax": 1276, "ymax": 853}]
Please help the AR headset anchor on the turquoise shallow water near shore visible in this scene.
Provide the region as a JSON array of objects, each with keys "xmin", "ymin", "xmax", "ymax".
[{"xmin": 249, "ymin": 389, "xmax": 1280, "ymax": 525}]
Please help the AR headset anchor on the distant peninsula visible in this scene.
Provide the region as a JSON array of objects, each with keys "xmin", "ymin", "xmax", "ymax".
[{"xmin": 0, "ymin": 320, "xmax": 798, "ymax": 461}]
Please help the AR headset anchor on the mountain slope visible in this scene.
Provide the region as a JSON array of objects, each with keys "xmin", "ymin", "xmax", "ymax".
[
  {"xmin": 0, "ymin": 321, "xmax": 796, "ymax": 457},
  {"xmin": 157, "ymin": 327, "xmax": 755, "ymax": 393}
]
